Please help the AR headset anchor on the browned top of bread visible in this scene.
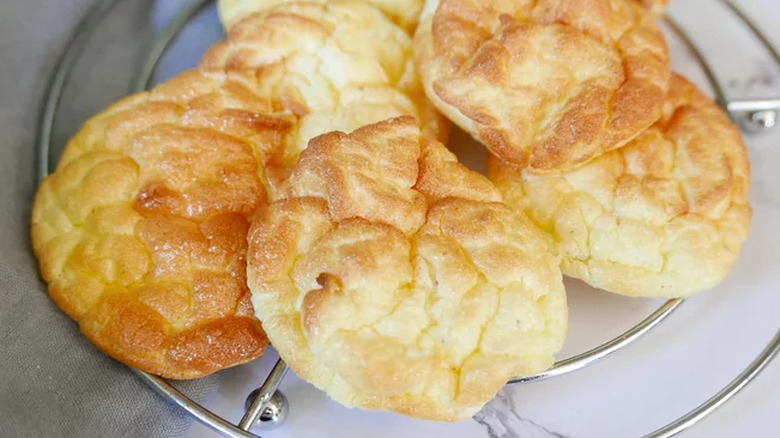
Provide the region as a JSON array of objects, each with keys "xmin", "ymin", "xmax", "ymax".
[
  {"xmin": 218, "ymin": 0, "xmax": 426, "ymax": 32},
  {"xmin": 247, "ymin": 117, "xmax": 567, "ymax": 420},
  {"xmin": 202, "ymin": 0, "xmax": 448, "ymax": 187},
  {"xmin": 30, "ymin": 70, "xmax": 301, "ymax": 378},
  {"xmin": 634, "ymin": 0, "xmax": 669, "ymax": 15},
  {"xmin": 490, "ymin": 74, "xmax": 752, "ymax": 297},
  {"xmin": 415, "ymin": 0, "xmax": 671, "ymax": 172}
]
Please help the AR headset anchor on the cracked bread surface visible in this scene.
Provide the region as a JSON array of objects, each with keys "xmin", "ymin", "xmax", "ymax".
[
  {"xmin": 32, "ymin": 0, "xmax": 450, "ymax": 379},
  {"xmin": 489, "ymin": 75, "xmax": 752, "ymax": 298},
  {"xmin": 247, "ymin": 117, "xmax": 567, "ymax": 420},
  {"xmin": 29, "ymin": 70, "xmax": 301, "ymax": 378},
  {"xmin": 634, "ymin": 0, "xmax": 669, "ymax": 15},
  {"xmin": 415, "ymin": 0, "xmax": 671, "ymax": 172},
  {"xmin": 203, "ymin": 0, "xmax": 448, "ymax": 190},
  {"xmin": 218, "ymin": 0, "xmax": 426, "ymax": 32}
]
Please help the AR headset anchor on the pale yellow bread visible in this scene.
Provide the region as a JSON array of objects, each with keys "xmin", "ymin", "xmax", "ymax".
[
  {"xmin": 29, "ymin": 70, "xmax": 305, "ymax": 378},
  {"xmin": 415, "ymin": 0, "xmax": 671, "ymax": 172},
  {"xmin": 634, "ymin": 0, "xmax": 669, "ymax": 16},
  {"xmin": 203, "ymin": 0, "xmax": 448, "ymax": 186},
  {"xmin": 218, "ymin": 0, "xmax": 426, "ymax": 32},
  {"xmin": 246, "ymin": 117, "xmax": 568, "ymax": 421},
  {"xmin": 489, "ymin": 75, "xmax": 752, "ymax": 298}
]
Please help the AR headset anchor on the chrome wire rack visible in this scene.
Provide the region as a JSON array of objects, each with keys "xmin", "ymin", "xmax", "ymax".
[{"xmin": 37, "ymin": 1, "xmax": 780, "ymax": 437}]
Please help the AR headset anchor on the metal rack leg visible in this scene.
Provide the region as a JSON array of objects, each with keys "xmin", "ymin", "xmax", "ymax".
[{"xmin": 239, "ymin": 359, "xmax": 290, "ymax": 431}]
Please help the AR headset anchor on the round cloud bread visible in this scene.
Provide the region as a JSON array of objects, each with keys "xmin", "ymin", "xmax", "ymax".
[
  {"xmin": 218, "ymin": 0, "xmax": 426, "ymax": 32},
  {"xmin": 415, "ymin": 0, "xmax": 671, "ymax": 172},
  {"xmin": 489, "ymin": 75, "xmax": 752, "ymax": 298},
  {"xmin": 202, "ymin": 0, "xmax": 447, "ymax": 184},
  {"xmin": 30, "ymin": 70, "xmax": 302, "ymax": 378},
  {"xmin": 246, "ymin": 117, "xmax": 568, "ymax": 421}
]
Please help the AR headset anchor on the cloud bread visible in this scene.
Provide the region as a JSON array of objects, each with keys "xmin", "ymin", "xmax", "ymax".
[
  {"xmin": 218, "ymin": 0, "xmax": 426, "ymax": 32},
  {"xmin": 30, "ymin": 70, "xmax": 302, "ymax": 378},
  {"xmin": 415, "ymin": 0, "xmax": 671, "ymax": 172},
  {"xmin": 202, "ymin": 0, "xmax": 447, "ymax": 188},
  {"xmin": 489, "ymin": 75, "xmax": 752, "ymax": 298},
  {"xmin": 246, "ymin": 116, "xmax": 568, "ymax": 420}
]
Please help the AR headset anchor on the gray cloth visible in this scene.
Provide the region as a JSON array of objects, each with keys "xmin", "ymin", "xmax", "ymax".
[{"xmin": 0, "ymin": 0, "xmax": 218, "ymax": 436}]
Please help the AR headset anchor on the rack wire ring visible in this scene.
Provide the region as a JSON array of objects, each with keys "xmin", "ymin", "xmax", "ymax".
[{"xmin": 35, "ymin": 0, "xmax": 780, "ymax": 437}]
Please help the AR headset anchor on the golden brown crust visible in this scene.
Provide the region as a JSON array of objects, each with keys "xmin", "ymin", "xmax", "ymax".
[
  {"xmin": 203, "ymin": 0, "xmax": 448, "ymax": 184},
  {"xmin": 29, "ymin": 70, "xmax": 302, "ymax": 378},
  {"xmin": 634, "ymin": 0, "xmax": 669, "ymax": 16},
  {"xmin": 489, "ymin": 75, "xmax": 752, "ymax": 298},
  {"xmin": 247, "ymin": 117, "xmax": 567, "ymax": 420},
  {"xmin": 415, "ymin": 0, "xmax": 671, "ymax": 172},
  {"xmin": 218, "ymin": 0, "xmax": 426, "ymax": 32}
]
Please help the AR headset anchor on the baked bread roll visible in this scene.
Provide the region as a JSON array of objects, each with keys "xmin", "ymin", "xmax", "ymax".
[
  {"xmin": 30, "ymin": 70, "xmax": 299, "ymax": 378},
  {"xmin": 489, "ymin": 75, "xmax": 751, "ymax": 298},
  {"xmin": 415, "ymin": 0, "xmax": 671, "ymax": 172},
  {"xmin": 217, "ymin": 0, "xmax": 425, "ymax": 32},
  {"xmin": 203, "ymin": 0, "xmax": 446, "ymax": 187},
  {"xmin": 246, "ymin": 117, "xmax": 568, "ymax": 420}
]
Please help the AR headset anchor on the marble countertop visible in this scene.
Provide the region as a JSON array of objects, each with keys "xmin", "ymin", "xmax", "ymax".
[{"xmin": 178, "ymin": 1, "xmax": 780, "ymax": 437}]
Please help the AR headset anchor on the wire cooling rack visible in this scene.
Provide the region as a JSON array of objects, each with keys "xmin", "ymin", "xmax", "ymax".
[{"xmin": 37, "ymin": 1, "xmax": 780, "ymax": 437}]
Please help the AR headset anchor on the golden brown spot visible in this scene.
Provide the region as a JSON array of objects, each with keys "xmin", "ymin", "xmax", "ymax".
[
  {"xmin": 416, "ymin": 0, "xmax": 671, "ymax": 171},
  {"xmin": 248, "ymin": 117, "xmax": 567, "ymax": 420}
]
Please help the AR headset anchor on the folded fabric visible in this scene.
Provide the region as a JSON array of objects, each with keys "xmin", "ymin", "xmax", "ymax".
[{"xmin": 0, "ymin": 0, "xmax": 216, "ymax": 436}]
